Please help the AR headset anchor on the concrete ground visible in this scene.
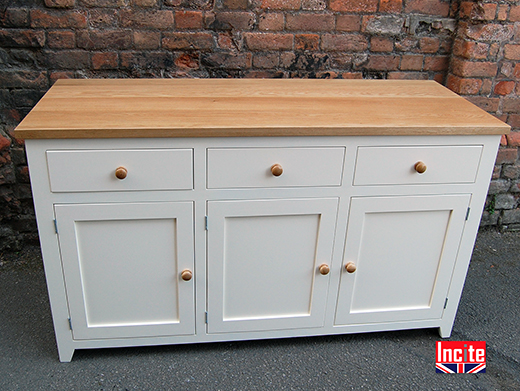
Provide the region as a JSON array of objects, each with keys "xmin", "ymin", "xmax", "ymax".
[{"xmin": 0, "ymin": 229, "xmax": 519, "ymax": 391}]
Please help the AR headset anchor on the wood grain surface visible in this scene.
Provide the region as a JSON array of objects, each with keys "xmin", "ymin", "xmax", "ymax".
[{"xmin": 14, "ymin": 79, "xmax": 510, "ymax": 139}]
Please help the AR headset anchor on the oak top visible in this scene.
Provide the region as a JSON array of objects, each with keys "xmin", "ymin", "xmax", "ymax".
[{"xmin": 15, "ymin": 79, "xmax": 510, "ymax": 139}]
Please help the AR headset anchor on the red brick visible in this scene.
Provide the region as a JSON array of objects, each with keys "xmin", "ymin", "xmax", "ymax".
[
  {"xmin": 286, "ymin": 13, "xmax": 334, "ymax": 32},
  {"xmin": 211, "ymin": 12, "xmax": 255, "ymax": 30},
  {"xmin": 259, "ymin": 13, "xmax": 284, "ymax": 31},
  {"xmin": 89, "ymin": 9, "xmax": 118, "ymax": 27},
  {"xmin": 506, "ymin": 132, "xmax": 520, "ymax": 147},
  {"xmin": 453, "ymin": 39, "xmax": 489, "ymax": 59},
  {"xmin": 260, "ymin": 0, "xmax": 301, "ymax": 10},
  {"xmin": 400, "ymin": 54, "xmax": 423, "ymax": 70},
  {"xmin": 217, "ymin": 33, "xmax": 234, "ymax": 49},
  {"xmin": 419, "ymin": 37, "xmax": 439, "ymax": 53},
  {"xmin": 302, "ymin": 0, "xmax": 326, "ymax": 11},
  {"xmin": 371, "ymin": 36, "xmax": 393, "ymax": 52},
  {"xmin": 244, "ymin": 32, "xmax": 293, "ymax": 50},
  {"xmin": 45, "ymin": 0, "xmax": 75, "ymax": 7},
  {"xmin": 509, "ymin": 114, "xmax": 520, "ymax": 128},
  {"xmin": 465, "ymin": 23, "xmax": 514, "ymax": 42},
  {"xmin": 223, "ymin": 0, "xmax": 248, "ymax": 9},
  {"xmin": 295, "ymin": 34, "xmax": 319, "ymax": 50},
  {"xmin": 387, "ymin": 72, "xmax": 428, "ymax": 80},
  {"xmin": 0, "ymin": 8, "xmax": 29, "ymax": 27},
  {"xmin": 81, "ymin": 0, "xmax": 126, "ymax": 5},
  {"xmin": 47, "ymin": 31, "xmax": 75, "ymax": 48},
  {"xmin": 0, "ymin": 30, "xmax": 45, "ymax": 48},
  {"xmin": 365, "ymin": 55, "xmax": 400, "ymax": 71},
  {"xmin": 511, "ymin": 5, "xmax": 520, "ymax": 22},
  {"xmin": 465, "ymin": 96, "xmax": 500, "ymax": 112},
  {"xmin": 120, "ymin": 52, "xmax": 173, "ymax": 69},
  {"xmin": 162, "ymin": 32, "xmax": 215, "ymax": 50},
  {"xmin": 500, "ymin": 135, "xmax": 508, "ymax": 146},
  {"xmin": 175, "ymin": 53, "xmax": 199, "ymax": 69},
  {"xmin": 321, "ymin": 34, "xmax": 368, "ymax": 52},
  {"xmin": 91, "ymin": 52, "xmax": 118, "ymax": 69},
  {"xmin": 514, "ymin": 64, "xmax": 520, "ymax": 79},
  {"xmin": 424, "ymin": 56, "xmax": 449, "ymax": 71},
  {"xmin": 0, "ymin": 71, "xmax": 47, "ymax": 89},
  {"xmin": 50, "ymin": 71, "xmax": 73, "ymax": 84},
  {"xmin": 497, "ymin": 5, "xmax": 509, "ymax": 21},
  {"xmin": 341, "ymin": 72, "xmax": 363, "ymax": 79},
  {"xmin": 201, "ymin": 52, "xmax": 252, "ymax": 69},
  {"xmin": 77, "ymin": 30, "xmax": 132, "ymax": 49},
  {"xmin": 452, "ymin": 58, "xmax": 498, "ymax": 77},
  {"xmin": 494, "ymin": 81, "xmax": 515, "ymax": 95},
  {"xmin": 395, "ymin": 37, "xmax": 418, "ymax": 52},
  {"xmin": 481, "ymin": 79, "xmax": 493, "ymax": 94},
  {"xmin": 329, "ymin": 0, "xmax": 378, "ymax": 12},
  {"xmin": 505, "ymin": 44, "xmax": 520, "ymax": 60},
  {"xmin": 496, "ymin": 148, "xmax": 519, "ymax": 164},
  {"xmin": 0, "ymin": 135, "xmax": 10, "ymax": 151},
  {"xmin": 447, "ymin": 75, "xmax": 482, "ymax": 95},
  {"xmin": 503, "ymin": 98, "xmax": 520, "ymax": 113},
  {"xmin": 336, "ymin": 15, "xmax": 361, "ymax": 32},
  {"xmin": 379, "ymin": 0, "xmax": 402, "ymax": 13},
  {"xmin": 133, "ymin": 31, "xmax": 161, "ymax": 49},
  {"xmin": 253, "ymin": 52, "xmax": 279, "ymax": 68},
  {"xmin": 30, "ymin": 9, "xmax": 87, "ymax": 28},
  {"xmin": 405, "ymin": 0, "xmax": 449, "ymax": 17},
  {"xmin": 131, "ymin": 0, "xmax": 158, "ymax": 6},
  {"xmin": 175, "ymin": 11, "xmax": 203, "ymax": 29},
  {"xmin": 120, "ymin": 10, "xmax": 173, "ymax": 29}
]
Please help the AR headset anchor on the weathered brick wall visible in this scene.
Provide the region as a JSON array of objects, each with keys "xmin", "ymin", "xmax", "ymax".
[
  {"xmin": 447, "ymin": 0, "xmax": 520, "ymax": 229},
  {"xmin": 0, "ymin": 0, "xmax": 517, "ymax": 250}
]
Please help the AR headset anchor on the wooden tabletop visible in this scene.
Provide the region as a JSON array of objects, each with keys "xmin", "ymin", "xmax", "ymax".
[{"xmin": 14, "ymin": 79, "xmax": 510, "ymax": 139}]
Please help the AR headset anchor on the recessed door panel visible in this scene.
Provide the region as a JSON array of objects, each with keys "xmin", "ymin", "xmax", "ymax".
[
  {"xmin": 55, "ymin": 202, "xmax": 195, "ymax": 340},
  {"xmin": 207, "ymin": 198, "xmax": 339, "ymax": 333},
  {"xmin": 335, "ymin": 195, "xmax": 470, "ymax": 325}
]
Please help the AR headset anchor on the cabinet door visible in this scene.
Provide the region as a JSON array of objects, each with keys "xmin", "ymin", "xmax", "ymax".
[
  {"xmin": 335, "ymin": 195, "xmax": 470, "ymax": 326},
  {"xmin": 207, "ymin": 198, "xmax": 338, "ymax": 333},
  {"xmin": 54, "ymin": 202, "xmax": 195, "ymax": 340}
]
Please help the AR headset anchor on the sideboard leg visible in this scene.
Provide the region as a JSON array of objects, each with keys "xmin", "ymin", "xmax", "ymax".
[
  {"xmin": 58, "ymin": 346, "xmax": 75, "ymax": 363},
  {"xmin": 438, "ymin": 325, "xmax": 452, "ymax": 339}
]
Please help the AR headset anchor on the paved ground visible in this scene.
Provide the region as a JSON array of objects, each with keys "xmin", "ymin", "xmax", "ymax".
[{"xmin": 0, "ymin": 229, "xmax": 519, "ymax": 391}]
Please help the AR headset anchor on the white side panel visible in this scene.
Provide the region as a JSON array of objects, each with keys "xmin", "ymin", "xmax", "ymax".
[
  {"xmin": 47, "ymin": 149, "xmax": 193, "ymax": 192},
  {"xmin": 55, "ymin": 201, "xmax": 195, "ymax": 340},
  {"xmin": 335, "ymin": 194, "xmax": 470, "ymax": 325},
  {"xmin": 207, "ymin": 198, "xmax": 338, "ymax": 333},
  {"xmin": 207, "ymin": 147, "xmax": 345, "ymax": 189},
  {"xmin": 353, "ymin": 145, "xmax": 483, "ymax": 185}
]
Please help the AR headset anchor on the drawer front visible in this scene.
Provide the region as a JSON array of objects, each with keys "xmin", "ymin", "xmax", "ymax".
[
  {"xmin": 353, "ymin": 145, "xmax": 483, "ymax": 186},
  {"xmin": 207, "ymin": 147, "xmax": 345, "ymax": 189},
  {"xmin": 47, "ymin": 149, "xmax": 193, "ymax": 192}
]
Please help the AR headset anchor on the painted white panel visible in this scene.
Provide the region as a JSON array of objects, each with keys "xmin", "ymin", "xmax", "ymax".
[
  {"xmin": 207, "ymin": 198, "xmax": 338, "ymax": 333},
  {"xmin": 353, "ymin": 145, "xmax": 483, "ymax": 185},
  {"xmin": 207, "ymin": 147, "xmax": 345, "ymax": 189},
  {"xmin": 55, "ymin": 201, "xmax": 195, "ymax": 340},
  {"xmin": 47, "ymin": 149, "xmax": 193, "ymax": 192},
  {"xmin": 335, "ymin": 194, "xmax": 470, "ymax": 325}
]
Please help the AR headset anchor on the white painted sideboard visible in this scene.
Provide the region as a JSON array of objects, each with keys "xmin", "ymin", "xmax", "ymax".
[{"xmin": 15, "ymin": 79, "xmax": 509, "ymax": 362}]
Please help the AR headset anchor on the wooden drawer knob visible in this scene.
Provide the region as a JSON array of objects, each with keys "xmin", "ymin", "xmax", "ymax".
[
  {"xmin": 414, "ymin": 161, "xmax": 427, "ymax": 174},
  {"xmin": 115, "ymin": 166, "xmax": 128, "ymax": 180},
  {"xmin": 181, "ymin": 269, "xmax": 193, "ymax": 281},
  {"xmin": 271, "ymin": 163, "xmax": 283, "ymax": 177},
  {"xmin": 319, "ymin": 264, "xmax": 330, "ymax": 275},
  {"xmin": 345, "ymin": 262, "xmax": 357, "ymax": 273}
]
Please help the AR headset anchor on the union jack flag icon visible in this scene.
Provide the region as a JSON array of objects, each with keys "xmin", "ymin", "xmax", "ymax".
[{"xmin": 436, "ymin": 363, "xmax": 486, "ymax": 373}]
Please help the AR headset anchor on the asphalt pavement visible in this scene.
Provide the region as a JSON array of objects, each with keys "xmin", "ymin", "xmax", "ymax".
[{"xmin": 0, "ymin": 229, "xmax": 519, "ymax": 391}]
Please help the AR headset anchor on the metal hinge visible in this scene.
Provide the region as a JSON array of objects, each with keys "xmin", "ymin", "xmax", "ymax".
[
  {"xmin": 205, "ymin": 216, "xmax": 208, "ymax": 231},
  {"xmin": 54, "ymin": 219, "xmax": 59, "ymax": 234},
  {"xmin": 444, "ymin": 298, "xmax": 449, "ymax": 309},
  {"xmin": 205, "ymin": 311, "xmax": 208, "ymax": 323},
  {"xmin": 465, "ymin": 207, "xmax": 471, "ymax": 221},
  {"xmin": 68, "ymin": 318, "xmax": 73, "ymax": 330}
]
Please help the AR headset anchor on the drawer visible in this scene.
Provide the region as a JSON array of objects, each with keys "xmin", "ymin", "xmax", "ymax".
[
  {"xmin": 46, "ymin": 149, "xmax": 193, "ymax": 192},
  {"xmin": 353, "ymin": 145, "xmax": 483, "ymax": 186},
  {"xmin": 207, "ymin": 147, "xmax": 345, "ymax": 189}
]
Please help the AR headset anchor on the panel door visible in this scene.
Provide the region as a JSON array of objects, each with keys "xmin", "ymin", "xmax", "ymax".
[
  {"xmin": 54, "ymin": 202, "xmax": 195, "ymax": 340},
  {"xmin": 207, "ymin": 198, "xmax": 339, "ymax": 334},
  {"xmin": 335, "ymin": 195, "xmax": 470, "ymax": 326}
]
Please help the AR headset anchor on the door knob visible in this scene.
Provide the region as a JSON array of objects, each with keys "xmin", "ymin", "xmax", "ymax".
[
  {"xmin": 271, "ymin": 163, "xmax": 283, "ymax": 177},
  {"xmin": 115, "ymin": 166, "xmax": 128, "ymax": 180},
  {"xmin": 414, "ymin": 161, "xmax": 427, "ymax": 174},
  {"xmin": 345, "ymin": 262, "xmax": 357, "ymax": 273},
  {"xmin": 319, "ymin": 264, "xmax": 330, "ymax": 275},
  {"xmin": 181, "ymin": 269, "xmax": 193, "ymax": 281}
]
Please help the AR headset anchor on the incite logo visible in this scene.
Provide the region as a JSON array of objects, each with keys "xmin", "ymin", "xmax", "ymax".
[{"xmin": 436, "ymin": 341, "xmax": 486, "ymax": 373}]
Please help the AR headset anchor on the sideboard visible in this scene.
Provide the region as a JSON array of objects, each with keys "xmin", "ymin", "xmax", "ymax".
[{"xmin": 14, "ymin": 79, "xmax": 510, "ymax": 362}]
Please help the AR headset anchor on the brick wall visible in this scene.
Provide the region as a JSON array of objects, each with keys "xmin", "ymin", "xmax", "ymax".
[{"xmin": 0, "ymin": 0, "xmax": 518, "ymax": 250}]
